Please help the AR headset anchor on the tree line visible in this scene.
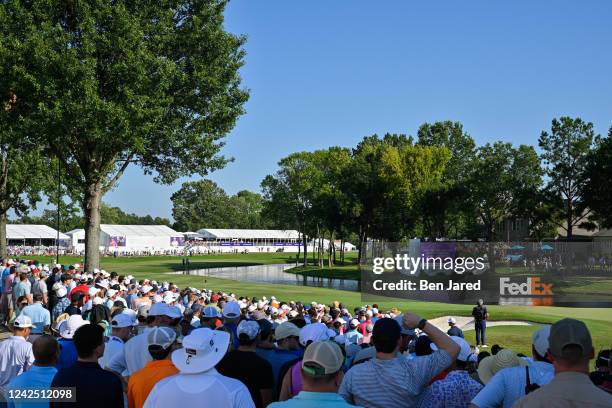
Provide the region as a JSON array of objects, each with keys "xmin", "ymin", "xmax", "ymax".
[{"xmin": 259, "ymin": 119, "xmax": 612, "ymax": 266}]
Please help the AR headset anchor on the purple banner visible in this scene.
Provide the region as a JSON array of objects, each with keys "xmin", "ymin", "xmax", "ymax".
[
  {"xmin": 170, "ymin": 237, "xmax": 185, "ymax": 247},
  {"xmin": 109, "ymin": 236, "xmax": 126, "ymax": 247}
]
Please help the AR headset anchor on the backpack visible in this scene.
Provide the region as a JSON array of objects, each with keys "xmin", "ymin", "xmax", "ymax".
[{"xmin": 525, "ymin": 366, "xmax": 541, "ymax": 394}]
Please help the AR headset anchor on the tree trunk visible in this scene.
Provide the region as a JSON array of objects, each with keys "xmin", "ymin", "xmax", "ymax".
[
  {"xmin": 566, "ymin": 198, "xmax": 573, "ymax": 241},
  {"xmin": 0, "ymin": 212, "xmax": 7, "ymax": 259},
  {"xmin": 487, "ymin": 224, "xmax": 496, "ymax": 274},
  {"xmin": 83, "ymin": 182, "xmax": 103, "ymax": 272},
  {"xmin": 302, "ymin": 229, "xmax": 308, "ymax": 267}
]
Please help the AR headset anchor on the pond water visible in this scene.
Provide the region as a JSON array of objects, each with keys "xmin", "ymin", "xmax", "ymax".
[{"xmin": 182, "ymin": 263, "xmax": 359, "ymax": 291}]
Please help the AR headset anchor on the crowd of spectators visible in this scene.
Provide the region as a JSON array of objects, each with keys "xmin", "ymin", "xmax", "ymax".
[{"xmin": 0, "ymin": 258, "xmax": 610, "ymax": 408}]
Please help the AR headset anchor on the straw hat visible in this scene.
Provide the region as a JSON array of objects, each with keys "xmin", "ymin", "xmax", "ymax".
[{"xmin": 478, "ymin": 348, "xmax": 527, "ymax": 384}]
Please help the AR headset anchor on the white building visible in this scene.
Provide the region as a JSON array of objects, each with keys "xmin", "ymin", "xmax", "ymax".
[
  {"xmin": 66, "ymin": 224, "xmax": 184, "ymax": 255},
  {"xmin": 194, "ymin": 228, "xmax": 303, "ymax": 253}
]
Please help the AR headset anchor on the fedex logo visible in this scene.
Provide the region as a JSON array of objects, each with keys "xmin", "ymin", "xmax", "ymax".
[{"xmin": 499, "ymin": 277, "xmax": 553, "ymax": 296}]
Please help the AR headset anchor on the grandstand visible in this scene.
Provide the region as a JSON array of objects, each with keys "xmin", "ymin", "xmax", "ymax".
[{"xmin": 194, "ymin": 228, "xmax": 302, "ymax": 253}]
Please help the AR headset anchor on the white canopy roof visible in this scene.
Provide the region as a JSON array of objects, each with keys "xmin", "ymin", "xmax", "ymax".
[
  {"xmin": 99, "ymin": 224, "xmax": 180, "ymax": 237},
  {"xmin": 197, "ymin": 228, "xmax": 301, "ymax": 240},
  {"xmin": 7, "ymin": 224, "xmax": 69, "ymax": 240}
]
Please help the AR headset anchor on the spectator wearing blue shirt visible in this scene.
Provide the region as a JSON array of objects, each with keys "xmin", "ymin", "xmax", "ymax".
[
  {"xmin": 269, "ymin": 341, "xmax": 358, "ymax": 408},
  {"xmin": 19, "ymin": 294, "xmax": 51, "ymax": 342},
  {"xmin": 470, "ymin": 326, "xmax": 554, "ymax": 408},
  {"xmin": 261, "ymin": 322, "xmax": 303, "ymax": 390},
  {"xmin": 7, "ymin": 335, "xmax": 59, "ymax": 408},
  {"xmin": 56, "ymin": 315, "xmax": 90, "ymax": 370},
  {"xmin": 51, "ymin": 287, "xmax": 70, "ymax": 323},
  {"xmin": 12, "ymin": 273, "xmax": 32, "ymax": 309},
  {"xmin": 446, "ymin": 317, "xmax": 464, "ymax": 338}
]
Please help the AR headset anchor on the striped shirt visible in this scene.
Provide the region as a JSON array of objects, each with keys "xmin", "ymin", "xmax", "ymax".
[
  {"xmin": 339, "ymin": 350, "xmax": 452, "ymax": 408},
  {"xmin": 419, "ymin": 370, "xmax": 483, "ymax": 408}
]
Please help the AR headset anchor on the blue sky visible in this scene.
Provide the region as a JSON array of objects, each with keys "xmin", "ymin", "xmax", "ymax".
[{"xmin": 103, "ymin": 0, "xmax": 612, "ymax": 220}]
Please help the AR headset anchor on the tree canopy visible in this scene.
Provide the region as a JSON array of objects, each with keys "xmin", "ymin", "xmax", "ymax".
[{"xmin": 1, "ymin": 0, "xmax": 248, "ymax": 270}]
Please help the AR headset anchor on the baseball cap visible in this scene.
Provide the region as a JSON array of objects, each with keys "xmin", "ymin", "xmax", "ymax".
[
  {"xmin": 448, "ymin": 317, "xmax": 457, "ymax": 324},
  {"xmin": 149, "ymin": 302, "xmax": 172, "ymax": 317},
  {"xmin": 222, "ymin": 301, "xmax": 241, "ymax": 318},
  {"xmin": 148, "ymin": 327, "xmax": 177, "ymax": 349},
  {"xmin": 275, "ymin": 322, "xmax": 300, "ymax": 340},
  {"xmin": 373, "ymin": 318, "xmax": 401, "ymax": 342},
  {"xmin": 59, "ymin": 315, "xmax": 90, "ymax": 339},
  {"xmin": 302, "ymin": 341, "xmax": 343, "ymax": 376},
  {"xmin": 299, "ymin": 323, "xmax": 332, "ymax": 347},
  {"xmin": 13, "ymin": 315, "xmax": 33, "ymax": 329},
  {"xmin": 549, "ymin": 318, "xmax": 593, "ymax": 359},
  {"xmin": 431, "ymin": 335, "xmax": 472, "ymax": 361},
  {"xmin": 137, "ymin": 304, "xmax": 151, "ymax": 318},
  {"xmin": 55, "ymin": 286, "xmax": 68, "ymax": 298},
  {"xmin": 167, "ymin": 306, "xmax": 183, "ymax": 319},
  {"xmin": 349, "ymin": 318, "xmax": 360, "ymax": 327},
  {"xmin": 237, "ymin": 320, "xmax": 261, "ymax": 340},
  {"xmin": 111, "ymin": 313, "xmax": 137, "ymax": 328},
  {"xmin": 532, "ymin": 325, "xmax": 551, "ymax": 358},
  {"xmin": 201, "ymin": 306, "xmax": 220, "ymax": 319}
]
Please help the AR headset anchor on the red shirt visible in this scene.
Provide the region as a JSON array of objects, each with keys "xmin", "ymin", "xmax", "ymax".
[{"xmin": 70, "ymin": 284, "xmax": 89, "ymax": 303}]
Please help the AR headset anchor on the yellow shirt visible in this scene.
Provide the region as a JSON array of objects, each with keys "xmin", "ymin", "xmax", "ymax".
[{"xmin": 127, "ymin": 359, "xmax": 179, "ymax": 408}]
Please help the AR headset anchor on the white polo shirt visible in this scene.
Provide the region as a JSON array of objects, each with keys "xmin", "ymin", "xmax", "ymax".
[
  {"xmin": 144, "ymin": 368, "xmax": 254, "ymax": 408},
  {"xmin": 0, "ymin": 336, "xmax": 35, "ymax": 396},
  {"xmin": 99, "ymin": 336, "xmax": 126, "ymax": 374},
  {"xmin": 107, "ymin": 327, "xmax": 154, "ymax": 376}
]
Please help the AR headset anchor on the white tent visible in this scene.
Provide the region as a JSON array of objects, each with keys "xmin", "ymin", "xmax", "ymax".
[
  {"xmin": 195, "ymin": 228, "xmax": 302, "ymax": 252},
  {"xmin": 7, "ymin": 224, "xmax": 69, "ymax": 246},
  {"xmin": 67, "ymin": 224, "xmax": 184, "ymax": 254}
]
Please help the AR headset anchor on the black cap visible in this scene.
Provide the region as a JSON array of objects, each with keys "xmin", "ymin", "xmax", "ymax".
[{"xmin": 372, "ymin": 318, "xmax": 401, "ymax": 342}]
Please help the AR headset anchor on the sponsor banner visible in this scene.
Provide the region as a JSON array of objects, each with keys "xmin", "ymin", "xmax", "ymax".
[
  {"xmin": 109, "ymin": 236, "xmax": 126, "ymax": 247},
  {"xmin": 170, "ymin": 237, "xmax": 185, "ymax": 247},
  {"xmin": 360, "ymin": 240, "xmax": 612, "ymax": 307},
  {"xmin": 219, "ymin": 242, "xmax": 254, "ymax": 246}
]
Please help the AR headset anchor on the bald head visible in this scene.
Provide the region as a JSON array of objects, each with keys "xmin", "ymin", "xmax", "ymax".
[{"xmin": 32, "ymin": 335, "xmax": 59, "ymax": 366}]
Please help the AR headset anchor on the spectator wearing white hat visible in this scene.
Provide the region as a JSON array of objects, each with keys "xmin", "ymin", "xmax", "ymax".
[
  {"xmin": 447, "ymin": 317, "xmax": 464, "ymax": 338},
  {"xmin": 513, "ymin": 318, "xmax": 612, "ymax": 408},
  {"xmin": 52, "ymin": 285, "xmax": 70, "ymax": 323},
  {"xmin": 56, "ymin": 314, "xmax": 90, "ymax": 370},
  {"xmin": 269, "ymin": 341, "xmax": 355, "ymax": 408},
  {"xmin": 345, "ymin": 319, "xmax": 363, "ymax": 345},
  {"xmin": 99, "ymin": 313, "xmax": 137, "ymax": 372},
  {"xmin": 107, "ymin": 302, "xmax": 175, "ymax": 377},
  {"xmin": 217, "ymin": 320, "xmax": 275, "ymax": 408},
  {"xmin": 128, "ymin": 327, "xmax": 179, "ymax": 408},
  {"xmin": 420, "ymin": 336, "xmax": 483, "ymax": 407},
  {"xmin": 0, "ymin": 315, "xmax": 35, "ymax": 399},
  {"xmin": 51, "ymin": 324, "xmax": 123, "ymax": 408},
  {"xmin": 259, "ymin": 321, "xmax": 302, "ymax": 392},
  {"xmin": 470, "ymin": 326, "xmax": 554, "ymax": 408},
  {"xmin": 144, "ymin": 328, "xmax": 254, "ymax": 408}
]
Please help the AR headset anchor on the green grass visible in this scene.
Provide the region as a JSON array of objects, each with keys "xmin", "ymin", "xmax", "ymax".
[
  {"xmin": 464, "ymin": 326, "xmax": 540, "ymax": 356},
  {"xmin": 28, "ymin": 252, "xmax": 612, "ymax": 353},
  {"xmin": 286, "ymin": 264, "xmax": 361, "ymax": 280}
]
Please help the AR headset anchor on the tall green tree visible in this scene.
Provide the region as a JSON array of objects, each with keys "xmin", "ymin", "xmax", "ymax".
[
  {"xmin": 583, "ymin": 127, "xmax": 612, "ymax": 228},
  {"xmin": 539, "ymin": 117, "xmax": 596, "ymax": 240},
  {"xmin": 171, "ymin": 180, "xmax": 232, "ymax": 232},
  {"xmin": 261, "ymin": 152, "xmax": 321, "ymax": 265},
  {"xmin": 0, "ymin": 90, "xmax": 51, "ymax": 257},
  {"xmin": 1, "ymin": 0, "xmax": 248, "ymax": 271},
  {"xmin": 468, "ymin": 142, "xmax": 543, "ymax": 242},
  {"xmin": 230, "ymin": 190, "xmax": 268, "ymax": 230},
  {"xmin": 416, "ymin": 121, "xmax": 476, "ymax": 238}
]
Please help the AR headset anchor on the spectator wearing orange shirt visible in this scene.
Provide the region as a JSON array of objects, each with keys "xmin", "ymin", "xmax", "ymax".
[{"xmin": 127, "ymin": 327, "xmax": 179, "ymax": 408}]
